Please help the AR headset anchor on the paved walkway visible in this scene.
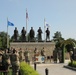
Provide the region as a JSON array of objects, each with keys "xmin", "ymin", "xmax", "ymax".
[{"xmin": 31, "ymin": 60, "xmax": 76, "ymax": 75}]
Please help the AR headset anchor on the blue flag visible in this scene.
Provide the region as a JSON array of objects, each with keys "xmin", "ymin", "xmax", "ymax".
[
  {"xmin": 8, "ymin": 21, "xmax": 14, "ymax": 26},
  {"xmin": 46, "ymin": 23, "xmax": 50, "ymax": 28},
  {"xmin": 46, "ymin": 24, "xmax": 49, "ymax": 27}
]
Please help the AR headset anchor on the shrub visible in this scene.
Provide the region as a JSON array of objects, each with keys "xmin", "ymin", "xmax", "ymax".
[
  {"xmin": 68, "ymin": 61, "xmax": 76, "ymax": 67},
  {"xmin": 20, "ymin": 62, "xmax": 39, "ymax": 75}
]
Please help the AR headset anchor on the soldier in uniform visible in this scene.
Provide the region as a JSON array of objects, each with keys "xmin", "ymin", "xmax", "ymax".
[
  {"xmin": 45, "ymin": 28, "xmax": 50, "ymax": 41},
  {"xmin": 34, "ymin": 48, "xmax": 39, "ymax": 56},
  {"xmin": 41, "ymin": 47, "xmax": 45, "ymax": 56},
  {"xmin": 24, "ymin": 48, "xmax": 29, "ymax": 63},
  {"xmin": 34, "ymin": 48, "xmax": 37, "ymax": 62},
  {"xmin": 19, "ymin": 48, "xmax": 24, "ymax": 62},
  {"xmin": 11, "ymin": 49, "xmax": 20, "ymax": 75},
  {"xmin": 41, "ymin": 47, "xmax": 46, "ymax": 63},
  {"xmin": 2, "ymin": 49, "xmax": 10, "ymax": 75},
  {"xmin": 29, "ymin": 27, "xmax": 35, "ymax": 41},
  {"xmin": 33, "ymin": 48, "xmax": 39, "ymax": 63},
  {"xmin": 21, "ymin": 27, "xmax": 26, "ymax": 41}
]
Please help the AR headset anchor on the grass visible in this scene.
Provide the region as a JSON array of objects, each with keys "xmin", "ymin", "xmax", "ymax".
[
  {"xmin": 20, "ymin": 61, "xmax": 40, "ymax": 75},
  {"xmin": 0, "ymin": 62, "xmax": 40, "ymax": 75}
]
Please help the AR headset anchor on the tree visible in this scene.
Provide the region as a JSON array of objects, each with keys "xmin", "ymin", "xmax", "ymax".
[
  {"xmin": 0, "ymin": 32, "xmax": 7, "ymax": 49},
  {"xmin": 53, "ymin": 31, "xmax": 62, "ymax": 38},
  {"xmin": 53, "ymin": 31, "xmax": 64, "ymax": 49}
]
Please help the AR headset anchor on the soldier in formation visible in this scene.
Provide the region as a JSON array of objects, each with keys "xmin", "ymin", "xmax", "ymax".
[
  {"xmin": 10, "ymin": 49, "xmax": 20, "ymax": 75},
  {"xmin": 24, "ymin": 48, "xmax": 30, "ymax": 64},
  {"xmin": 18, "ymin": 48, "xmax": 24, "ymax": 62},
  {"xmin": 1, "ymin": 48, "xmax": 27, "ymax": 75},
  {"xmin": 2, "ymin": 49, "xmax": 10, "ymax": 75}
]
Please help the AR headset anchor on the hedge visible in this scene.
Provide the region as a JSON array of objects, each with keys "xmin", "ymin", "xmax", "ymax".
[
  {"xmin": 68, "ymin": 61, "xmax": 76, "ymax": 67},
  {"xmin": 20, "ymin": 62, "xmax": 40, "ymax": 75}
]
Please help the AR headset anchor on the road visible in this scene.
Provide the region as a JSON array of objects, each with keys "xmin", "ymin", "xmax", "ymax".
[{"xmin": 31, "ymin": 61, "xmax": 76, "ymax": 75}]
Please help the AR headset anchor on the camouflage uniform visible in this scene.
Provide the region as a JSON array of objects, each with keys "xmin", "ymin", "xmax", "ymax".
[
  {"xmin": 19, "ymin": 48, "xmax": 24, "ymax": 62},
  {"xmin": 11, "ymin": 49, "xmax": 20, "ymax": 75},
  {"xmin": 24, "ymin": 48, "xmax": 29, "ymax": 62},
  {"xmin": 41, "ymin": 47, "xmax": 46, "ymax": 63},
  {"xmin": 41, "ymin": 47, "xmax": 45, "ymax": 56},
  {"xmin": 2, "ymin": 50, "xmax": 10, "ymax": 75}
]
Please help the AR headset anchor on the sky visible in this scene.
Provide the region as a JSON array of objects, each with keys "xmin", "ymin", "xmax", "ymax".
[{"xmin": 0, "ymin": 0, "xmax": 76, "ymax": 40}]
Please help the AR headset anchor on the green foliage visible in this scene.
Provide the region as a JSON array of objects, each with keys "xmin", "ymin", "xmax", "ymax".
[
  {"xmin": 53, "ymin": 31, "xmax": 62, "ymax": 39},
  {"xmin": 68, "ymin": 61, "xmax": 76, "ymax": 67},
  {"xmin": 53, "ymin": 31, "xmax": 64, "ymax": 51},
  {"xmin": 61, "ymin": 39, "xmax": 76, "ymax": 52},
  {"xmin": 20, "ymin": 62, "xmax": 39, "ymax": 75},
  {"xmin": 53, "ymin": 31, "xmax": 64, "ymax": 42},
  {"xmin": 0, "ymin": 32, "xmax": 7, "ymax": 49}
]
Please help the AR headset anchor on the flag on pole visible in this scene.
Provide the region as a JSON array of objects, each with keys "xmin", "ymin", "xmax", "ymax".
[
  {"xmin": 26, "ymin": 8, "xmax": 29, "ymax": 41},
  {"xmin": 8, "ymin": 21, "xmax": 14, "ymax": 26},
  {"xmin": 26, "ymin": 9, "xmax": 28, "ymax": 20},
  {"xmin": 45, "ymin": 22, "xmax": 50, "ymax": 28},
  {"xmin": 46, "ymin": 23, "xmax": 49, "ymax": 27},
  {"xmin": 7, "ymin": 19, "xmax": 14, "ymax": 48}
]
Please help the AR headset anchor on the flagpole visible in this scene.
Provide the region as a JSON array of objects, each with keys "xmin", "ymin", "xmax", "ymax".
[
  {"xmin": 44, "ymin": 18, "xmax": 46, "ymax": 42},
  {"xmin": 7, "ymin": 18, "xmax": 9, "ymax": 48},
  {"xmin": 49, "ymin": 25, "xmax": 51, "ymax": 41},
  {"xmin": 26, "ymin": 8, "xmax": 28, "ymax": 41}
]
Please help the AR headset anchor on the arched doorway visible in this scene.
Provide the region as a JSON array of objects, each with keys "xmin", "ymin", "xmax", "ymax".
[{"xmin": 61, "ymin": 40, "xmax": 76, "ymax": 63}]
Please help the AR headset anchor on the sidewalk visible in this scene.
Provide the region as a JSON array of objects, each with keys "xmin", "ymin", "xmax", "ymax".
[{"xmin": 31, "ymin": 60, "xmax": 76, "ymax": 75}]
